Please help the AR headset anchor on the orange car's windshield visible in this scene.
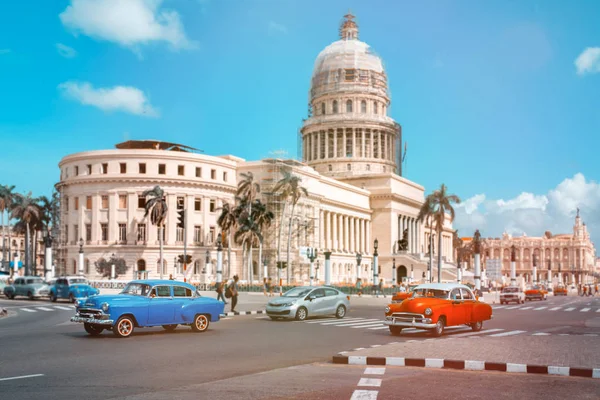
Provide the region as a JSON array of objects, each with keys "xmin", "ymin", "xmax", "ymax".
[{"xmin": 412, "ymin": 289, "xmax": 449, "ymax": 299}]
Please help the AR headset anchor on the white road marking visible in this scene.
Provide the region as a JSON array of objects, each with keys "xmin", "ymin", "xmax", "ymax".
[
  {"xmin": 53, "ymin": 306, "xmax": 72, "ymax": 311},
  {"xmin": 305, "ymin": 317, "xmax": 362, "ymax": 324},
  {"xmin": 315, "ymin": 318, "xmax": 370, "ymax": 326},
  {"xmin": 35, "ymin": 307, "xmax": 54, "ymax": 312},
  {"xmin": 533, "ymin": 307, "xmax": 547, "ymax": 310},
  {"xmin": 369, "ymin": 326, "xmax": 390, "ymax": 330},
  {"xmin": 506, "ymin": 306, "xmax": 520, "ymax": 310},
  {"xmin": 493, "ymin": 305, "xmax": 507, "ymax": 309},
  {"xmin": 450, "ymin": 328, "xmax": 504, "ymax": 338},
  {"xmin": 353, "ymin": 348, "xmax": 366, "ymax": 351},
  {"xmin": 520, "ymin": 306, "xmax": 533, "ymax": 310},
  {"xmin": 364, "ymin": 367, "xmax": 386, "ymax": 375},
  {"xmin": 580, "ymin": 308, "xmax": 591, "ymax": 312},
  {"xmin": 350, "ymin": 390, "xmax": 378, "ymax": 400},
  {"xmin": 352, "ymin": 323, "xmax": 386, "ymax": 329},
  {"xmin": 357, "ymin": 378, "xmax": 382, "ymax": 387},
  {"xmin": 488, "ymin": 330, "xmax": 527, "ymax": 337},
  {"xmin": 339, "ymin": 321, "xmax": 385, "ymax": 328},
  {"xmin": 550, "ymin": 307, "xmax": 562, "ymax": 311},
  {"xmin": 20, "ymin": 308, "xmax": 36, "ymax": 313},
  {"xmin": 564, "ymin": 307, "xmax": 575, "ymax": 311},
  {"xmin": 532, "ymin": 332, "xmax": 551, "ymax": 336},
  {"xmin": 0, "ymin": 374, "xmax": 44, "ymax": 382},
  {"xmin": 583, "ymin": 334, "xmax": 598, "ymax": 337}
]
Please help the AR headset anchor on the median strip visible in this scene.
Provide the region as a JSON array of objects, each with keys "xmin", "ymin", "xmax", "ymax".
[{"xmin": 220, "ymin": 310, "xmax": 266, "ymax": 317}]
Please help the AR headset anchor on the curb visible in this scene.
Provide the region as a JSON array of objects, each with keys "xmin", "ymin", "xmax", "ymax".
[
  {"xmin": 220, "ymin": 310, "xmax": 266, "ymax": 317},
  {"xmin": 332, "ymin": 355, "xmax": 600, "ymax": 379}
]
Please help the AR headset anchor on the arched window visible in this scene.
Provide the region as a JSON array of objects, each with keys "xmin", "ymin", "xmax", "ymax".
[
  {"xmin": 328, "ymin": 164, "xmax": 332, "ymax": 171},
  {"xmin": 321, "ymin": 102, "xmax": 325, "ymax": 115},
  {"xmin": 332, "ymin": 100, "xmax": 338, "ymax": 114},
  {"xmin": 346, "ymin": 100, "xmax": 353, "ymax": 113},
  {"xmin": 373, "ymin": 102, "xmax": 378, "ymax": 114},
  {"xmin": 361, "ymin": 100, "xmax": 366, "ymax": 113},
  {"xmin": 137, "ymin": 259, "xmax": 146, "ymax": 271}
]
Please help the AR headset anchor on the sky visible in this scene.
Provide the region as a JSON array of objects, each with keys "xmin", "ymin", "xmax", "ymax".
[{"xmin": 0, "ymin": 0, "xmax": 599, "ymax": 247}]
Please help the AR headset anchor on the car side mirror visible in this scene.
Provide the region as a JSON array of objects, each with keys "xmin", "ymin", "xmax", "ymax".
[{"xmin": 306, "ymin": 295, "xmax": 314, "ymax": 301}]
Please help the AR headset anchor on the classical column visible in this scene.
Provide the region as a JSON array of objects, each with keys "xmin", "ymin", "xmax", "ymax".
[
  {"xmin": 510, "ymin": 245, "xmax": 516, "ymax": 285},
  {"xmin": 350, "ymin": 217, "xmax": 355, "ymax": 252},
  {"xmin": 319, "ymin": 210, "xmax": 324, "ymax": 249},
  {"xmin": 411, "ymin": 218, "xmax": 416, "ymax": 253},
  {"xmin": 333, "ymin": 130, "xmax": 337, "ymax": 158},
  {"xmin": 344, "ymin": 216, "xmax": 350, "ymax": 252},
  {"xmin": 343, "ymin": 129, "xmax": 347, "ymax": 157},
  {"xmin": 351, "ymin": 128, "xmax": 356, "ymax": 158},
  {"xmin": 324, "ymin": 251, "xmax": 332, "ymax": 285},
  {"xmin": 366, "ymin": 221, "xmax": 371, "ymax": 254},
  {"xmin": 332, "ymin": 213, "xmax": 338, "ymax": 251},
  {"xmin": 361, "ymin": 130, "xmax": 366, "ymax": 159},
  {"xmin": 359, "ymin": 219, "xmax": 364, "ymax": 253}
]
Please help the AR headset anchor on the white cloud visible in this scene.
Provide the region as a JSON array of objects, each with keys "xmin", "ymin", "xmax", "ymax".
[
  {"xmin": 59, "ymin": 0, "xmax": 197, "ymax": 51},
  {"xmin": 56, "ymin": 43, "xmax": 77, "ymax": 58},
  {"xmin": 454, "ymin": 173, "xmax": 600, "ymax": 246},
  {"xmin": 0, "ymin": 49, "xmax": 10, "ymax": 54},
  {"xmin": 268, "ymin": 21, "xmax": 287, "ymax": 35},
  {"xmin": 58, "ymin": 81, "xmax": 159, "ymax": 117},
  {"xmin": 575, "ymin": 47, "xmax": 600, "ymax": 75}
]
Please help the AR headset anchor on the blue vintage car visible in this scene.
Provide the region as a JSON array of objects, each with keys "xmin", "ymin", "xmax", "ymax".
[
  {"xmin": 70, "ymin": 280, "xmax": 225, "ymax": 338},
  {"xmin": 50, "ymin": 276, "xmax": 99, "ymax": 302}
]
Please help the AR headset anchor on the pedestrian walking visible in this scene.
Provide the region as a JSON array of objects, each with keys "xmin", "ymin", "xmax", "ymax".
[
  {"xmin": 399, "ymin": 284, "xmax": 407, "ymax": 293},
  {"xmin": 378, "ymin": 279, "xmax": 386, "ymax": 298},
  {"xmin": 263, "ymin": 277, "xmax": 268, "ymax": 297},
  {"xmin": 356, "ymin": 278, "xmax": 362, "ymax": 297},
  {"xmin": 227, "ymin": 275, "xmax": 239, "ymax": 312},
  {"xmin": 216, "ymin": 281, "xmax": 227, "ymax": 303},
  {"xmin": 595, "ymin": 284, "xmax": 598, "ymax": 296}
]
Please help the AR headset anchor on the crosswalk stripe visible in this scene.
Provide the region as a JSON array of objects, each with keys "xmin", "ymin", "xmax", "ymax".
[
  {"xmin": 533, "ymin": 307, "xmax": 547, "ymax": 310},
  {"xmin": 20, "ymin": 308, "xmax": 36, "ymax": 313},
  {"xmin": 493, "ymin": 306, "xmax": 506, "ymax": 309},
  {"xmin": 488, "ymin": 330, "xmax": 526, "ymax": 337},
  {"xmin": 580, "ymin": 308, "xmax": 591, "ymax": 312},
  {"xmin": 565, "ymin": 307, "xmax": 575, "ymax": 311},
  {"xmin": 506, "ymin": 306, "xmax": 520, "ymax": 310},
  {"xmin": 450, "ymin": 328, "xmax": 504, "ymax": 338},
  {"xmin": 53, "ymin": 306, "xmax": 72, "ymax": 311},
  {"xmin": 35, "ymin": 307, "xmax": 53, "ymax": 312},
  {"xmin": 351, "ymin": 323, "xmax": 385, "ymax": 329},
  {"xmin": 305, "ymin": 317, "xmax": 363, "ymax": 324},
  {"xmin": 369, "ymin": 326, "xmax": 390, "ymax": 330},
  {"xmin": 336, "ymin": 320, "xmax": 382, "ymax": 327},
  {"xmin": 321, "ymin": 319, "xmax": 379, "ymax": 326},
  {"xmin": 596, "ymin": 309, "xmax": 600, "ymax": 313},
  {"xmin": 583, "ymin": 334, "xmax": 598, "ymax": 337},
  {"xmin": 550, "ymin": 307, "xmax": 562, "ymax": 311},
  {"xmin": 532, "ymin": 332, "xmax": 551, "ymax": 336},
  {"xmin": 519, "ymin": 306, "xmax": 533, "ymax": 310}
]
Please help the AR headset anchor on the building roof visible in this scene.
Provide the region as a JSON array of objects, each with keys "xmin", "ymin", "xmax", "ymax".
[{"xmin": 115, "ymin": 140, "xmax": 201, "ymax": 153}]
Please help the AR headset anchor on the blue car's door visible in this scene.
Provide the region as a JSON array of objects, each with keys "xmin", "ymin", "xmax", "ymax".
[
  {"xmin": 172, "ymin": 285, "xmax": 194, "ymax": 323},
  {"xmin": 147, "ymin": 285, "xmax": 177, "ymax": 325},
  {"xmin": 58, "ymin": 279, "xmax": 68, "ymax": 298}
]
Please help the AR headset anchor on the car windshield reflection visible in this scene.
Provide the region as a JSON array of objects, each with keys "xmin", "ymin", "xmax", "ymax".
[
  {"xmin": 121, "ymin": 283, "xmax": 151, "ymax": 296},
  {"xmin": 283, "ymin": 287, "xmax": 313, "ymax": 298},
  {"xmin": 412, "ymin": 289, "xmax": 449, "ymax": 299},
  {"xmin": 70, "ymin": 278, "xmax": 88, "ymax": 284},
  {"xmin": 502, "ymin": 287, "xmax": 519, "ymax": 293}
]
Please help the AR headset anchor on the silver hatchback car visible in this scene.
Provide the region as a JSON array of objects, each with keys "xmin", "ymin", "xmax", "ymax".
[{"xmin": 266, "ymin": 286, "xmax": 350, "ymax": 321}]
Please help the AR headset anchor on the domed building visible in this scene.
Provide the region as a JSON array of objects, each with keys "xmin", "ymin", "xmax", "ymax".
[{"xmin": 54, "ymin": 14, "xmax": 459, "ymax": 285}]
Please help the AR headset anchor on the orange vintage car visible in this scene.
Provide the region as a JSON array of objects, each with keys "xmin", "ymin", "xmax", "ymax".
[
  {"xmin": 384, "ymin": 283, "xmax": 492, "ymax": 337},
  {"xmin": 554, "ymin": 285, "xmax": 568, "ymax": 296},
  {"xmin": 391, "ymin": 285, "xmax": 418, "ymax": 303},
  {"xmin": 525, "ymin": 285, "xmax": 548, "ymax": 301}
]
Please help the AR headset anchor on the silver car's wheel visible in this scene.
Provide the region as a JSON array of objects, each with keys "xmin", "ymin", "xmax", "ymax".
[
  {"xmin": 335, "ymin": 305, "xmax": 346, "ymax": 319},
  {"xmin": 192, "ymin": 314, "xmax": 209, "ymax": 332},
  {"xmin": 113, "ymin": 316, "xmax": 135, "ymax": 338},
  {"xmin": 295, "ymin": 307, "xmax": 308, "ymax": 321}
]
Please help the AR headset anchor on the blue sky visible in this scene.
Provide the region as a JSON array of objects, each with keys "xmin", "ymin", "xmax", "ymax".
[{"xmin": 1, "ymin": 0, "xmax": 599, "ymax": 246}]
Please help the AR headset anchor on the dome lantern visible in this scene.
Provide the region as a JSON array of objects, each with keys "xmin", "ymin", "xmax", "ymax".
[{"xmin": 340, "ymin": 12, "xmax": 359, "ymax": 40}]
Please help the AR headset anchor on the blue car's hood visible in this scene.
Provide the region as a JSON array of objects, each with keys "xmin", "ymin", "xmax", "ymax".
[{"xmin": 81, "ymin": 294, "xmax": 143, "ymax": 308}]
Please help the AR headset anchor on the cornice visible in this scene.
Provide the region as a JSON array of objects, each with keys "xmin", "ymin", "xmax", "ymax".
[{"xmin": 56, "ymin": 177, "xmax": 237, "ymax": 194}]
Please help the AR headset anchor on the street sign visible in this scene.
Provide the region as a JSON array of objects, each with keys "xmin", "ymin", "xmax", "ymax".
[{"xmin": 486, "ymin": 259, "xmax": 502, "ymax": 279}]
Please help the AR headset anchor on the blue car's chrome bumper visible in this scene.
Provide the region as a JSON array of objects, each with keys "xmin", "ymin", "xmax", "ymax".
[{"xmin": 71, "ymin": 316, "xmax": 114, "ymax": 325}]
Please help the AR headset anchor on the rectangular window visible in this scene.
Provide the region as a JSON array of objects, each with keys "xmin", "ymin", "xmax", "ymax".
[
  {"xmin": 86, "ymin": 196, "xmax": 92, "ymax": 209},
  {"xmin": 345, "ymin": 68, "xmax": 355, "ymax": 82},
  {"xmin": 118, "ymin": 223, "xmax": 127, "ymax": 242},
  {"xmin": 120, "ymin": 163, "xmax": 127, "ymax": 174},
  {"xmin": 139, "ymin": 163, "xmax": 146, "ymax": 174},
  {"xmin": 177, "ymin": 196, "xmax": 184, "ymax": 209},
  {"xmin": 101, "ymin": 223, "xmax": 108, "ymax": 241},
  {"xmin": 64, "ymin": 225, "xmax": 69, "ymax": 243},
  {"xmin": 65, "ymin": 196, "xmax": 69, "ymax": 212},
  {"xmin": 194, "ymin": 225, "xmax": 202, "ymax": 244},
  {"xmin": 195, "ymin": 167, "xmax": 202, "ymax": 177},
  {"xmin": 208, "ymin": 226, "xmax": 215, "ymax": 244},
  {"xmin": 194, "ymin": 198, "xmax": 202, "ymax": 211},
  {"xmin": 74, "ymin": 224, "xmax": 79, "ymax": 242},
  {"xmin": 87, "ymin": 164, "xmax": 92, "ymax": 175},
  {"xmin": 209, "ymin": 199, "xmax": 216, "ymax": 212},
  {"xmin": 118, "ymin": 195, "xmax": 127, "ymax": 209},
  {"xmin": 158, "ymin": 164, "xmax": 166, "ymax": 174},
  {"xmin": 178, "ymin": 165, "xmax": 184, "ymax": 176},
  {"xmin": 137, "ymin": 223, "xmax": 146, "ymax": 242},
  {"xmin": 223, "ymin": 171, "xmax": 228, "ymax": 181},
  {"xmin": 210, "ymin": 169, "xmax": 216, "ymax": 179},
  {"xmin": 102, "ymin": 163, "xmax": 108, "ymax": 174},
  {"xmin": 74, "ymin": 197, "xmax": 79, "ymax": 211},
  {"xmin": 75, "ymin": 166, "xmax": 79, "ymax": 176},
  {"xmin": 101, "ymin": 195, "xmax": 108, "ymax": 209},
  {"xmin": 85, "ymin": 224, "xmax": 91, "ymax": 241},
  {"xmin": 176, "ymin": 227, "xmax": 184, "ymax": 242},
  {"xmin": 137, "ymin": 195, "xmax": 146, "ymax": 209}
]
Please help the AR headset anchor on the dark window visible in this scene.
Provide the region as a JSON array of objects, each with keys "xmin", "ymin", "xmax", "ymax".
[
  {"xmin": 450, "ymin": 289, "xmax": 462, "ymax": 300},
  {"xmin": 138, "ymin": 195, "xmax": 146, "ymax": 208},
  {"xmin": 321, "ymin": 103, "xmax": 325, "ymax": 115},
  {"xmin": 325, "ymin": 289, "xmax": 339, "ymax": 297},
  {"xmin": 223, "ymin": 172, "xmax": 228, "ymax": 181},
  {"xmin": 173, "ymin": 286, "xmax": 192, "ymax": 297},
  {"xmin": 102, "ymin": 163, "xmax": 108, "ymax": 174},
  {"xmin": 194, "ymin": 198, "xmax": 202, "ymax": 211},
  {"xmin": 195, "ymin": 167, "xmax": 202, "ymax": 177},
  {"xmin": 461, "ymin": 289, "xmax": 473, "ymax": 300},
  {"xmin": 361, "ymin": 100, "xmax": 367, "ymax": 113},
  {"xmin": 345, "ymin": 69, "xmax": 355, "ymax": 81},
  {"xmin": 158, "ymin": 164, "xmax": 166, "ymax": 174},
  {"xmin": 211, "ymin": 169, "xmax": 216, "ymax": 179},
  {"xmin": 332, "ymin": 100, "xmax": 338, "ymax": 114},
  {"xmin": 311, "ymin": 289, "xmax": 326, "ymax": 298},
  {"xmin": 75, "ymin": 166, "xmax": 79, "ymax": 176},
  {"xmin": 346, "ymin": 100, "xmax": 352, "ymax": 113},
  {"xmin": 156, "ymin": 286, "xmax": 171, "ymax": 297},
  {"xmin": 87, "ymin": 164, "xmax": 92, "ymax": 175},
  {"xmin": 178, "ymin": 165, "xmax": 184, "ymax": 176},
  {"xmin": 120, "ymin": 163, "xmax": 127, "ymax": 173},
  {"xmin": 139, "ymin": 163, "xmax": 146, "ymax": 174},
  {"xmin": 209, "ymin": 200, "xmax": 216, "ymax": 212}
]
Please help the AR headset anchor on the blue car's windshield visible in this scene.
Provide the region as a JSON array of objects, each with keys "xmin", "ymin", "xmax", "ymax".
[
  {"xmin": 121, "ymin": 283, "xmax": 151, "ymax": 296},
  {"xmin": 283, "ymin": 287, "xmax": 313, "ymax": 298}
]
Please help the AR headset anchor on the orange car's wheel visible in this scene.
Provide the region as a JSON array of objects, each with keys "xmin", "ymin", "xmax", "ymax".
[
  {"xmin": 389, "ymin": 326, "xmax": 402, "ymax": 336},
  {"xmin": 432, "ymin": 317, "xmax": 445, "ymax": 337},
  {"xmin": 471, "ymin": 321, "xmax": 483, "ymax": 332}
]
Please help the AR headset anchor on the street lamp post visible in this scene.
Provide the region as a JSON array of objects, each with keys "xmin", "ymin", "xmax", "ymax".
[
  {"xmin": 355, "ymin": 253, "xmax": 362, "ymax": 284},
  {"xmin": 307, "ymin": 247, "xmax": 318, "ymax": 286},
  {"xmin": 373, "ymin": 239, "xmax": 379, "ymax": 286},
  {"xmin": 204, "ymin": 250, "xmax": 210, "ymax": 282},
  {"xmin": 44, "ymin": 229, "xmax": 53, "ymax": 281},
  {"xmin": 316, "ymin": 260, "xmax": 320, "ymax": 282},
  {"xmin": 324, "ymin": 251, "xmax": 332, "ymax": 285},
  {"xmin": 78, "ymin": 238, "xmax": 84, "ymax": 276},
  {"xmin": 111, "ymin": 253, "xmax": 116, "ymax": 280},
  {"xmin": 410, "ymin": 264, "xmax": 414, "ymax": 283},
  {"xmin": 392, "ymin": 258, "xmax": 396, "ymax": 287},
  {"xmin": 532, "ymin": 254, "xmax": 537, "ymax": 284},
  {"xmin": 216, "ymin": 235, "xmax": 223, "ymax": 286}
]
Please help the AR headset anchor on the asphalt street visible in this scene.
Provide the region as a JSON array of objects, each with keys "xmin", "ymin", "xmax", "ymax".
[{"xmin": 0, "ymin": 293, "xmax": 598, "ymax": 399}]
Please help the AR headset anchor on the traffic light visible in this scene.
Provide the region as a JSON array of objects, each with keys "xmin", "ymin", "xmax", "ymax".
[{"xmin": 177, "ymin": 209, "xmax": 185, "ymax": 228}]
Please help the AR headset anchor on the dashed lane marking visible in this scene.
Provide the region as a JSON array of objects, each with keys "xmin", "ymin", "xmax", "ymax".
[
  {"xmin": 350, "ymin": 390, "xmax": 378, "ymax": 400},
  {"xmin": 488, "ymin": 330, "xmax": 527, "ymax": 337},
  {"xmin": 20, "ymin": 308, "xmax": 36, "ymax": 313},
  {"xmin": 533, "ymin": 307, "xmax": 547, "ymax": 310},
  {"xmin": 357, "ymin": 378, "xmax": 382, "ymax": 387},
  {"xmin": 550, "ymin": 307, "xmax": 562, "ymax": 311},
  {"xmin": 352, "ymin": 323, "xmax": 385, "ymax": 329},
  {"xmin": 520, "ymin": 307, "xmax": 533, "ymax": 310},
  {"xmin": 506, "ymin": 306, "xmax": 520, "ymax": 310},
  {"xmin": 580, "ymin": 308, "xmax": 591, "ymax": 312},
  {"xmin": 35, "ymin": 307, "xmax": 54, "ymax": 312},
  {"xmin": 532, "ymin": 332, "xmax": 551, "ymax": 336},
  {"xmin": 364, "ymin": 367, "xmax": 386, "ymax": 375},
  {"xmin": 449, "ymin": 328, "xmax": 504, "ymax": 338},
  {"xmin": 53, "ymin": 306, "xmax": 73, "ymax": 310},
  {"xmin": 305, "ymin": 317, "xmax": 363, "ymax": 324},
  {"xmin": 369, "ymin": 326, "xmax": 390, "ymax": 330},
  {"xmin": 565, "ymin": 307, "xmax": 575, "ymax": 311}
]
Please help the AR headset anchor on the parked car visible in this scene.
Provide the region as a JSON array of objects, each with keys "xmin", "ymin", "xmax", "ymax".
[
  {"xmin": 554, "ymin": 285, "xmax": 568, "ymax": 296},
  {"xmin": 384, "ymin": 283, "xmax": 493, "ymax": 337},
  {"xmin": 266, "ymin": 286, "xmax": 350, "ymax": 321},
  {"xmin": 50, "ymin": 276, "xmax": 99, "ymax": 303},
  {"xmin": 70, "ymin": 279, "xmax": 224, "ymax": 338},
  {"xmin": 4, "ymin": 276, "xmax": 50, "ymax": 300},
  {"xmin": 499, "ymin": 286, "xmax": 525, "ymax": 304},
  {"xmin": 525, "ymin": 285, "xmax": 548, "ymax": 301},
  {"xmin": 391, "ymin": 284, "xmax": 418, "ymax": 303}
]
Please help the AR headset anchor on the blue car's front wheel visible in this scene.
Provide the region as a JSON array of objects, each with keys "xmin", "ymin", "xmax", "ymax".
[{"xmin": 113, "ymin": 316, "xmax": 135, "ymax": 338}]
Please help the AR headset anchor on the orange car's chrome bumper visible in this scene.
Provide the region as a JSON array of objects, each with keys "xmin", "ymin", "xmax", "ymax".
[{"xmin": 384, "ymin": 316, "xmax": 435, "ymax": 329}]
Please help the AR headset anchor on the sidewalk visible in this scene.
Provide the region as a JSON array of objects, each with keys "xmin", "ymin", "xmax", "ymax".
[{"xmin": 333, "ymin": 336, "xmax": 600, "ymax": 378}]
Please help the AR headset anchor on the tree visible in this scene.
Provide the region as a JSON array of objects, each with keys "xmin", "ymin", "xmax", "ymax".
[
  {"xmin": 251, "ymin": 199, "xmax": 274, "ymax": 280},
  {"xmin": 234, "ymin": 213, "xmax": 262, "ymax": 280},
  {"xmin": 143, "ymin": 186, "xmax": 168, "ymax": 279},
  {"xmin": 236, "ymin": 172, "xmax": 260, "ymax": 281},
  {"xmin": 273, "ymin": 170, "xmax": 308, "ymax": 284},
  {"xmin": 428, "ymin": 184, "xmax": 461, "ymax": 283},
  {"xmin": 217, "ymin": 202, "xmax": 237, "ymax": 278},
  {"xmin": 0, "ymin": 185, "xmax": 16, "ymax": 271},
  {"xmin": 10, "ymin": 192, "xmax": 41, "ymax": 276},
  {"xmin": 95, "ymin": 256, "xmax": 128, "ymax": 279}
]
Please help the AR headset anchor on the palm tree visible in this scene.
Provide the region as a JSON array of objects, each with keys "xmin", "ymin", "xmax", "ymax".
[
  {"xmin": 236, "ymin": 172, "xmax": 260, "ymax": 281},
  {"xmin": 234, "ymin": 213, "xmax": 262, "ymax": 280},
  {"xmin": 418, "ymin": 195, "xmax": 435, "ymax": 282},
  {"xmin": 143, "ymin": 186, "xmax": 168, "ymax": 279},
  {"xmin": 428, "ymin": 184, "xmax": 461, "ymax": 283},
  {"xmin": 217, "ymin": 202, "xmax": 237, "ymax": 278},
  {"xmin": 251, "ymin": 199, "xmax": 274, "ymax": 280},
  {"xmin": 0, "ymin": 185, "xmax": 16, "ymax": 271},
  {"xmin": 453, "ymin": 230, "xmax": 464, "ymax": 280},
  {"xmin": 273, "ymin": 170, "xmax": 308, "ymax": 284},
  {"xmin": 10, "ymin": 192, "xmax": 41, "ymax": 276}
]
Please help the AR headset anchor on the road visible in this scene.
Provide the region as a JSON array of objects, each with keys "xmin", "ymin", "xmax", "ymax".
[{"xmin": 0, "ymin": 293, "xmax": 598, "ymax": 399}]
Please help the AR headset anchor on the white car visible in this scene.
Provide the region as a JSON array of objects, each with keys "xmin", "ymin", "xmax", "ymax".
[{"xmin": 500, "ymin": 286, "xmax": 525, "ymax": 304}]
